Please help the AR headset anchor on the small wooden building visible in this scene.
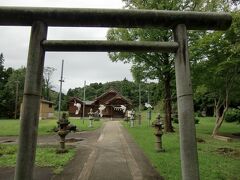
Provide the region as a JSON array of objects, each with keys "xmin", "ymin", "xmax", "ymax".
[
  {"xmin": 68, "ymin": 89, "xmax": 132, "ymax": 118},
  {"xmin": 39, "ymin": 99, "xmax": 55, "ymax": 120},
  {"xmin": 94, "ymin": 90, "xmax": 132, "ymax": 118},
  {"xmin": 20, "ymin": 99, "xmax": 55, "ymax": 120}
]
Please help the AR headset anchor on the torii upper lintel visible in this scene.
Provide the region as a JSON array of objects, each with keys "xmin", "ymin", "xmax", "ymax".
[{"xmin": 0, "ymin": 6, "xmax": 232, "ymax": 30}]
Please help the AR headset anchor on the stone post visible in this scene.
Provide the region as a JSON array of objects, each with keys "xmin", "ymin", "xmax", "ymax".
[
  {"xmin": 173, "ymin": 24, "xmax": 199, "ymax": 180},
  {"xmin": 14, "ymin": 21, "xmax": 48, "ymax": 180}
]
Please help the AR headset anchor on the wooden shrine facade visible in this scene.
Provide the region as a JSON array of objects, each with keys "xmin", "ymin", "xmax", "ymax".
[{"xmin": 68, "ymin": 90, "xmax": 132, "ymax": 118}]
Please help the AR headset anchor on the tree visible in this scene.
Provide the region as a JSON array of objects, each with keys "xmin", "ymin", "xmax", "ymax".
[
  {"xmin": 191, "ymin": 11, "xmax": 240, "ymax": 135},
  {"xmin": 42, "ymin": 67, "xmax": 56, "ymax": 100},
  {"xmin": 0, "ymin": 67, "xmax": 25, "ymax": 118},
  {"xmin": 107, "ymin": 0, "xmax": 237, "ymax": 132},
  {"xmin": 107, "ymin": 6, "xmax": 175, "ymax": 132},
  {"xmin": 0, "ymin": 53, "xmax": 6, "ymax": 89},
  {"xmin": 0, "ymin": 53, "xmax": 14, "ymax": 118}
]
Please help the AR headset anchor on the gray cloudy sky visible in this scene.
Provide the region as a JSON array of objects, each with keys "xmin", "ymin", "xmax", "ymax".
[{"xmin": 0, "ymin": 0, "xmax": 133, "ymax": 93}]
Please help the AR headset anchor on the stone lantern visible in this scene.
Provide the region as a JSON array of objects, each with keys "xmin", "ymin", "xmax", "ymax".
[
  {"xmin": 153, "ymin": 113, "xmax": 165, "ymax": 152},
  {"xmin": 57, "ymin": 113, "xmax": 70, "ymax": 153}
]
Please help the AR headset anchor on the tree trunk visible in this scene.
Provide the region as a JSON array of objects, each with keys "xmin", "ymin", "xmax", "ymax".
[
  {"xmin": 212, "ymin": 102, "xmax": 228, "ymax": 136},
  {"xmin": 163, "ymin": 71, "xmax": 174, "ymax": 132}
]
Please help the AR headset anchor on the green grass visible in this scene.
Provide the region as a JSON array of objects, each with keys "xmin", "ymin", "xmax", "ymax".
[
  {"xmin": 0, "ymin": 118, "xmax": 103, "ymax": 136},
  {"xmin": 0, "ymin": 144, "xmax": 76, "ymax": 173},
  {"xmin": 0, "ymin": 118, "xmax": 102, "ymax": 173},
  {"xmin": 123, "ymin": 114, "xmax": 240, "ymax": 180}
]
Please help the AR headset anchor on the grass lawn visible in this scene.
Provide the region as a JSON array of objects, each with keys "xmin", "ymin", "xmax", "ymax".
[
  {"xmin": 123, "ymin": 113, "xmax": 240, "ymax": 180},
  {"xmin": 0, "ymin": 118, "xmax": 103, "ymax": 136},
  {"xmin": 0, "ymin": 144, "xmax": 76, "ymax": 174},
  {"xmin": 0, "ymin": 117, "xmax": 103, "ymax": 173}
]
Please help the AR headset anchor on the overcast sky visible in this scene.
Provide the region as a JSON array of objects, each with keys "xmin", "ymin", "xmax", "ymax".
[{"xmin": 0, "ymin": 0, "xmax": 133, "ymax": 93}]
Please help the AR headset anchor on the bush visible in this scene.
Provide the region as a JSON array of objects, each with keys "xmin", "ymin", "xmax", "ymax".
[
  {"xmin": 195, "ymin": 117, "xmax": 200, "ymax": 124},
  {"xmin": 173, "ymin": 117, "xmax": 178, "ymax": 124},
  {"xmin": 195, "ymin": 111, "xmax": 203, "ymax": 117},
  {"xmin": 224, "ymin": 108, "xmax": 240, "ymax": 123}
]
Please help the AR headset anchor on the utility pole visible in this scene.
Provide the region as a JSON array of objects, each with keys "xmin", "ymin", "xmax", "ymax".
[
  {"xmin": 15, "ymin": 81, "xmax": 19, "ymax": 119},
  {"xmin": 82, "ymin": 80, "xmax": 86, "ymax": 124},
  {"xmin": 58, "ymin": 59, "xmax": 64, "ymax": 120}
]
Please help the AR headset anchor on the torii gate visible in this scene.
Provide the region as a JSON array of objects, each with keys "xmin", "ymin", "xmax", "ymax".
[{"xmin": 0, "ymin": 7, "xmax": 231, "ymax": 180}]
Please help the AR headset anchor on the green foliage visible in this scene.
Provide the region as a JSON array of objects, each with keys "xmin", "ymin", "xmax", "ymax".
[
  {"xmin": 107, "ymin": 0, "xmax": 237, "ymax": 132},
  {"xmin": 123, "ymin": 116, "xmax": 240, "ymax": 179},
  {"xmin": 224, "ymin": 108, "xmax": 240, "ymax": 123},
  {"xmin": 191, "ymin": 11, "xmax": 240, "ymax": 133},
  {"xmin": 172, "ymin": 117, "xmax": 178, "ymax": 124},
  {"xmin": 55, "ymin": 93, "xmax": 68, "ymax": 111},
  {"xmin": 0, "ymin": 53, "xmax": 14, "ymax": 118},
  {"xmin": 0, "ymin": 62, "xmax": 59, "ymax": 118},
  {"xmin": 195, "ymin": 117, "xmax": 200, "ymax": 124},
  {"xmin": 3, "ymin": 68, "xmax": 26, "ymax": 117},
  {"xmin": 107, "ymin": 0, "xmax": 184, "ymax": 132}
]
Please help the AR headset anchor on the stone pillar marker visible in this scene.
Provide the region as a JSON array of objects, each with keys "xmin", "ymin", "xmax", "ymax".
[
  {"xmin": 88, "ymin": 108, "xmax": 94, "ymax": 128},
  {"xmin": 14, "ymin": 21, "xmax": 48, "ymax": 180},
  {"xmin": 173, "ymin": 24, "xmax": 199, "ymax": 180},
  {"xmin": 130, "ymin": 109, "xmax": 135, "ymax": 128}
]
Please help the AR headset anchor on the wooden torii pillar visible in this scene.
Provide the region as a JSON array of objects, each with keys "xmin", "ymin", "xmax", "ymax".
[{"xmin": 0, "ymin": 6, "xmax": 232, "ymax": 180}]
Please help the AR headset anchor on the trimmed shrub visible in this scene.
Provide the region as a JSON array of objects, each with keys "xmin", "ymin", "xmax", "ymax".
[{"xmin": 224, "ymin": 108, "xmax": 240, "ymax": 123}]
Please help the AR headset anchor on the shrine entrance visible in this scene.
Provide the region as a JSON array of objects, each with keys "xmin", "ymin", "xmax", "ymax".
[{"xmin": 0, "ymin": 6, "xmax": 231, "ymax": 180}]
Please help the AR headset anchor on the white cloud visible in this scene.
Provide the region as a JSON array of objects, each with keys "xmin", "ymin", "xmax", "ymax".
[
  {"xmin": 0, "ymin": 0, "xmax": 124, "ymax": 8},
  {"xmin": 0, "ymin": 0, "xmax": 133, "ymax": 93}
]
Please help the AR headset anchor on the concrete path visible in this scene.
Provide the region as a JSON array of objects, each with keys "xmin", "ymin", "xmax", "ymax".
[{"xmin": 77, "ymin": 121, "xmax": 162, "ymax": 180}]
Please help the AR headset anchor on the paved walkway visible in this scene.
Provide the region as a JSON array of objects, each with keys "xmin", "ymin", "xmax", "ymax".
[{"xmin": 77, "ymin": 121, "xmax": 162, "ymax": 180}]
